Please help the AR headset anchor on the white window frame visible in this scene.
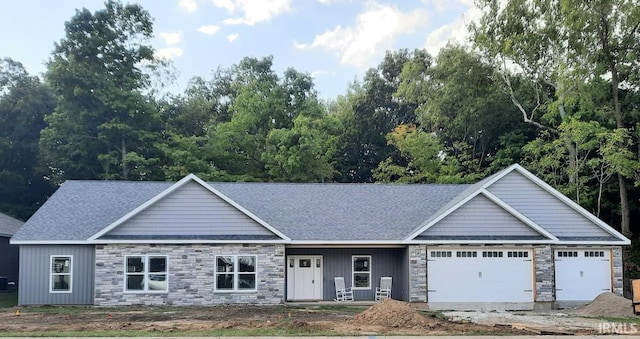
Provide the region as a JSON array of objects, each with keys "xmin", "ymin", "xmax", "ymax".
[
  {"xmin": 214, "ymin": 255, "xmax": 258, "ymax": 292},
  {"xmin": 50, "ymin": 255, "xmax": 73, "ymax": 293},
  {"xmin": 124, "ymin": 255, "xmax": 168, "ymax": 293},
  {"xmin": 352, "ymin": 255, "xmax": 371, "ymax": 290}
]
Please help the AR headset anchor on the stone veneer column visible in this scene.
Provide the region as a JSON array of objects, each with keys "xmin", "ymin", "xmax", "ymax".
[
  {"xmin": 408, "ymin": 244, "xmax": 427, "ymax": 302},
  {"xmin": 612, "ymin": 246, "xmax": 623, "ymax": 296},
  {"xmin": 534, "ymin": 245, "xmax": 554, "ymax": 302},
  {"xmin": 94, "ymin": 243, "xmax": 285, "ymax": 306}
]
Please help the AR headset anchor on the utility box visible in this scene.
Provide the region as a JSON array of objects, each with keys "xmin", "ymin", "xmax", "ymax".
[{"xmin": 0, "ymin": 276, "xmax": 7, "ymax": 291}]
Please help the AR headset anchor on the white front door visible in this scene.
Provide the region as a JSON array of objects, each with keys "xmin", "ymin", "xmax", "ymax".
[
  {"xmin": 427, "ymin": 248, "xmax": 534, "ymax": 303},
  {"xmin": 555, "ymin": 249, "xmax": 611, "ymax": 301},
  {"xmin": 287, "ymin": 256, "xmax": 323, "ymax": 301}
]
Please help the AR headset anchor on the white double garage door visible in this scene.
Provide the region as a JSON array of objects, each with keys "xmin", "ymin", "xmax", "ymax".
[{"xmin": 427, "ymin": 248, "xmax": 611, "ymax": 303}]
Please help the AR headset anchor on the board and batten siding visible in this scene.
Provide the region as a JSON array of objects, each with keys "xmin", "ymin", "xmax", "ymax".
[
  {"xmin": 106, "ymin": 181, "xmax": 274, "ymax": 237},
  {"xmin": 421, "ymin": 194, "xmax": 542, "ymax": 237},
  {"xmin": 286, "ymin": 247, "xmax": 408, "ymax": 301},
  {"xmin": 18, "ymin": 245, "xmax": 94, "ymax": 305},
  {"xmin": 487, "ymin": 171, "xmax": 612, "ymax": 237}
]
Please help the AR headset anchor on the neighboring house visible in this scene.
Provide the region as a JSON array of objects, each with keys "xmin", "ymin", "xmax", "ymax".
[
  {"xmin": 0, "ymin": 212, "xmax": 24, "ymax": 288},
  {"xmin": 10, "ymin": 164, "xmax": 629, "ymax": 309}
]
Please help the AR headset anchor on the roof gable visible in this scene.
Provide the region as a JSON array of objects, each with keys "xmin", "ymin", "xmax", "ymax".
[
  {"xmin": 415, "ymin": 193, "xmax": 551, "ymax": 241},
  {"xmin": 407, "ymin": 188, "xmax": 557, "ymax": 243},
  {"xmin": 0, "ymin": 212, "xmax": 23, "ymax": 237},
  {"xmin": 90, "ymin": 174, "xmax": 289, "ymax": 243},
  {"xmin": 485, "ymin": 165, "xmax": 628, "ymax": 243}
]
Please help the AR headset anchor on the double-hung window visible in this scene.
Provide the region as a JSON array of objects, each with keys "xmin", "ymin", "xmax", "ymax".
[
  {"xmin": 50, "ymin": 255, "xmax": 72, "ymax": 293},
  {"xmin": 215, "ymin": 255, "xmax": 257, "ymax": 292},
  {"xmin": 352, "ymin": 255, "xmax": 371, "ymax": 289},
  {"xmin": 125, "ymin": 255, "xmax": 168, "ymax": 292}
]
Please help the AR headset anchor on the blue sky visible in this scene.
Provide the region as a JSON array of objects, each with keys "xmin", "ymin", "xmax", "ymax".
[{"xmin": 0, "ymin": 0, "xmax": 478, "ymax": 99}]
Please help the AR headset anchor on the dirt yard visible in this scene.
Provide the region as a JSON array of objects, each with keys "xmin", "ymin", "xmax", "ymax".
[
  {"xmin": 0, "ymin": 299, "xmax": 524, "ymax": 336},
  {"xmin": 0, "ymin": 295, "xmax": 635, "ymax": 335}
]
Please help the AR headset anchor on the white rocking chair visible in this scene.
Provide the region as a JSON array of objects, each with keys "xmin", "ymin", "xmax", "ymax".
[
  {"xmin": 334, "ymin": 277, "xmax": 354, "ymax": 301},
  {"xmin": 375, "ymin": 276, "xmax": 392, "ymax": 301}
]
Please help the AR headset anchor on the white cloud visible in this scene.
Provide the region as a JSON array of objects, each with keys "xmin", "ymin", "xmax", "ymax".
[
  {"xmin": 310, "ymin": 70, "xmax": 334, "ymax": 78},
  {"xmin": 295, "ymin": 2, "xmax": 427, "ymax": 68},
  {"xmin": 424, "ymin": 5, "xmax": 479, "ymax": 57},
  {"xmin": 227, "ymin": 33, "xmax": 239, "ymax": 42},
  {"xmin": 197, "ymin": 25, "xmax": 221, "ymax": 35},
  {"xmin": 220, "ymin": 0, "xmax": 292, "ymax": 25},
  {"xmin": 156, "ymin": 47, "xmax": 184, "ymax": 61},
  {"xmin": 212, "ymin": 0, "xmax": 235, "ymax": 12},
  {"xmin": 178, "ymin": 0, "xmax": 198, "ymax": 13},
  {"xmin": 158, "ymin": 31, "xmax": 182, "ymax": 45}
]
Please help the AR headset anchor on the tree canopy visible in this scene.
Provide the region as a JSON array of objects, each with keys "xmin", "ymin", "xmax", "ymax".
[{"xmin": 1, "ymin": 0, "xmax": 639, "ymax": 247}]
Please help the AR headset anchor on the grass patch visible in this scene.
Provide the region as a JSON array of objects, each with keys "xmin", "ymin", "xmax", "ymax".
[
  {"xmin": 418, "ymin": 309, "xmax": 450, "ymax": 321},
  {"xmin": 0, "ymin": 291, "xmax": 17, "ymax": 308},
  {"xmin": 589, "ymin": 315, "xmax": 640, "ymax": 324},
  {"xmin": 289, "ymin": 304, "xmax": 367, "ymax": 313},
  {"xmin": 0, "ymin": 328, "xmax": 342, "ymax": 337}
]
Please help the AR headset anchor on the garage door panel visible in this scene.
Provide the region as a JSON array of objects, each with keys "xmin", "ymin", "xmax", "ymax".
[
  {"xmin": 427, "ymin": 249, "xmax": 533, "ymax": 303},
  {"xmin": 555, "ymin": 249, "xmax": 611, "ymax": 301}
]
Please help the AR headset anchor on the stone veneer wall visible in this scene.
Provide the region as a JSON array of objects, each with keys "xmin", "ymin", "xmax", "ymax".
[
  {"xmin": 408, "ymin": 245, "xmax": 427, "ymax": 302},
  {"xmin": 612, "ymin": 246, "xmax": 623, "ymax": 296},
  {"xmin": 534, "ymin": 245, "xmax": 554, "ymax": 302},
  {"xmin": 94, "ymin": 244, "xmax": 285, "ymax": 306}
]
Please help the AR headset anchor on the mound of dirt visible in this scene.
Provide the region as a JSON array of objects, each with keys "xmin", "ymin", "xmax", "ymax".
[
  {"xmin": 572, "ymin": 292, "xmax": 634, "ymax": 318},
  {"xmin": 350, "ymin": 299, "xmax": 436, "ymax": 328}
]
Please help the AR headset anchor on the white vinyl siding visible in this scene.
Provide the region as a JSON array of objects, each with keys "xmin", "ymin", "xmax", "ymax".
[
  {"xmin": 487, "ymin": 171, "xmax": 612, "ymax": 238},
  {"xmin": 50, "ymin": 255, "xmax": 72, "ymax": 293},
  {"xmin": 107, "ymin": 181, "xmax": 274, "ymax": 237}
]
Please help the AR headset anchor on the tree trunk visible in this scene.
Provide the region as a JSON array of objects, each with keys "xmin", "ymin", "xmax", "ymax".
[
  {"xmin": 121, "ymin": 136, "xmax": 128, "ymax": 180},
  {"xmin": 600, "ymin": 11, "xmax": 631, "ymax": 238},
  {"xmin": 619, "ymin": 174, "xmax": 631, "ymax": 237}
]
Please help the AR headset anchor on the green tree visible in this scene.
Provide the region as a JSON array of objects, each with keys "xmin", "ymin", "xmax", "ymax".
[
  {"xmin": 0, "ymin": 58, "xmax": 56, "ymax": 219},
  {"xmin": 373, "ymin": 124, "xmax": 442, "ymax": 183},
  {"xmin": 472, "ymin": 0, "xmax": 640, "ymax": 236},
  {"xmin": 263, "ymin": 114, "xmax": 341, "ymax": 182},
  {"xmin": 41, "ymin": 1, "xmax": 162, "ymax": 182},
  {"xmin": 334, "ymin": 50, "xmax": 424, "ymax": 182},
  {"xmin": 396, "ymin": 45, "xmax": 533, "ymax": 178}
]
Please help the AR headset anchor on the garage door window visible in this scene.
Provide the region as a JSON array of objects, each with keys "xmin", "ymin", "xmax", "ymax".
[
  {"xmin": 352, "ymin": 256, "xmax": 371, "ymax": 289},
  {"xmin": 431, "ymin": 251, "xmax": 452, "ymax": 257},
  {"xmin": 585, "ymin": 251, "xmax": 605, "ymax": 257},
  {"xmin": 482, "ymin": 251, "xmax": 503, "ymax": 258},
  {"xmin": 557, "ymin": 251, "xmax": 578, "ymax": 257},
  {"xmin": 507, "ymin": 251, "xmax": 529, "ymax": 258},
  {"xmin": 456, "ymin": 251, "xmax": 477, "ymax": 258}
]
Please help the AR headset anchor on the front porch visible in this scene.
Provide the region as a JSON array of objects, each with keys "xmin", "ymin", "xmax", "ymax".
[{"xmin": 285, "ymin": 246, "xmax": 409, "ymax": 302}]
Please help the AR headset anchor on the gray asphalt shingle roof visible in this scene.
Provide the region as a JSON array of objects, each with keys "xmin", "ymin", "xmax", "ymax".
[
  {"xmin": 11, "ymin": 180, "xmax": 470, "ymax": 242},
  {"xmin": 0, "ymin": 212, "xmax": 24, "ymax": 237}
]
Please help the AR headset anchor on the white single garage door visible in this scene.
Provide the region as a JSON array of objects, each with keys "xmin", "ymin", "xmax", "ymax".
[
  {"xmin": 555, "ymin": 249, "xmax": 611, "ymax": 301},
  {"xmin": 427, "ymin": 248, "xmax": 533, "ymax": 303}
]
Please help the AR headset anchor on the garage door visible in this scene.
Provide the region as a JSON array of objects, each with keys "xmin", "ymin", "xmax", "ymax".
[
  {"xmin": 555, "ymin": 249, "xmax": 611, "ymax": 301},
  {"xmin": 427, "ymin": 248, "xmax": 533, "ymax": 303}
]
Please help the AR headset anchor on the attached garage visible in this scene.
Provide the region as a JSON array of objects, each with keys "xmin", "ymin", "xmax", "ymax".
[
  {"xmin": 427, "ymin": 248, "xmax": 533, "ymax": 304},
  {"xmin": 554, "ymin": 249, "xmax": 611, "ymax": 302}
]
